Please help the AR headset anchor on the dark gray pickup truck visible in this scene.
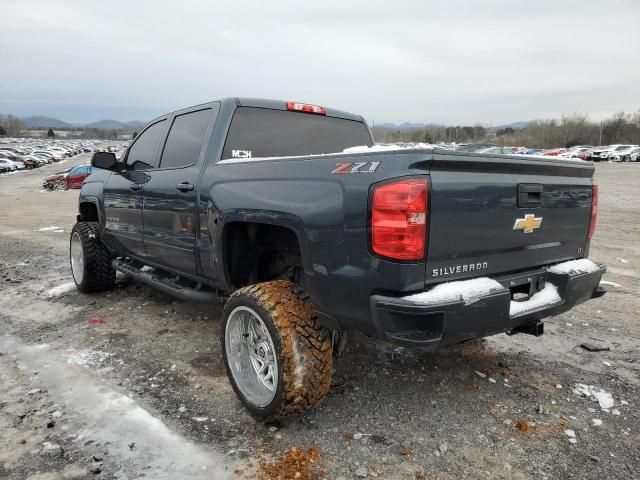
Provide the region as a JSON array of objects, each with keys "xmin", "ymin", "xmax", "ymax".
[{"xmin": 71, "ymin": 97, "xmax": 605, "ymax": 420}]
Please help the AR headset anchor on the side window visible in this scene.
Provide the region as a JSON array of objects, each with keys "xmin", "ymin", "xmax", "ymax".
[
  {"xmin": 159, "ymin": 109, "xmax": 213, "ymax": 169},
  {"xmin": 126, "ymin": 120, "xmax": 166, "ymax": 170}
]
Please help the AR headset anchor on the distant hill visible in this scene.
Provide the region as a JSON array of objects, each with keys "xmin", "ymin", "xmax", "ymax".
[
  {"xmin": 494, "ymin": 121, "xmax": 529, "ymax": 130},
  {"xmin": 82, "ymin": 119, "xmax": 146, "ymax": 129},
  {"xmin": 377, "ymin": 121, "xmax": 529, "ymax": 130},
  {"xmin": 376, "ymin": 122, "xmax": 445, "ymax": 130},
  {"xmin": 21, "ymin": 116, "xmax": 72, "ymax": 129},
  {"xmin": 13, "ymin": 116, "xmax": 147, "ymax": 130}
]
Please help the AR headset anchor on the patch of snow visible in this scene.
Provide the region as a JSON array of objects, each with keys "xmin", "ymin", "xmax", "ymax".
[
  {"xmin": 290, "ymin": 336, "xmax": 306, "ymax": 389},
  {"xmin": 474, "ymin": 370, "xmax": 486, "ymax": 378},
  {"xmin": 67, "ymin": 349, "xmax": 113, "ymax": 367},
  {"xmin": 600, "ymin": 280, "xmax": 623, "ymax": 288},
  {"xmin": 548, "ymin": 258, "xmax": 600, "ymax": 275},
  {"xmin": 0, "ymin": 336, "xmax": 231, "ymax": 479},
  {"xmin": 612, "ymin": 409, "xmax": 621, "ymax": 416},
  {"xmin": 35, "ymin": 226, "xmax": 62, "ymax": 232},
  {"xmin": 618, "ymin": 258, "xmax": 628, "ymax": 264},
  {"xmin": 572, "ymin": 384, "xmax": 615, "ymax": 409},
  {"xmin": 592, "ymin": 419, "xmax": 603, "ymax": 426},
  {"xmin": 46, "ymin": 282, "xmax": 76, "ymax": 297},
  {"xmin": 509, "ymin": 283, "xmax": 562, "ymax": 317},
  {"xmin": 564, "ymin": 429, "xmax": 576, "ymax": 438},
  {"xmin": 192, "ymin": 417, "xmax": 208, "ymax": 422},
  {"xmin": 403, "ymin": 277, "xmax": 505, "ymax": 306},
  {"xmin": 342, "ymin": 143, "xmax": 436, "ymax": 154}
]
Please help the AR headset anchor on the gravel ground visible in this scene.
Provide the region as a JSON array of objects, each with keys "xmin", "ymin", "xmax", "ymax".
[{"xmin": 0, "ymin": 157, "xmax": 638, "ymax": 480}]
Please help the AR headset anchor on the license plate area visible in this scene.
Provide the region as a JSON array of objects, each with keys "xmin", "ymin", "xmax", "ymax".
[{"xmin": 495, "ymin": 268, "xmax": 548, "ymax": 300}]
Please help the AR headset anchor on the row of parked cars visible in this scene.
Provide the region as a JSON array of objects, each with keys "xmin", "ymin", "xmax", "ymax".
[
  {"xmin": 0, "ymin": 140, "xmax": 97, "ymax": 173},
  {"xmin": 454, "ymin": 143, "xmax": 640, "ymax": 162}
]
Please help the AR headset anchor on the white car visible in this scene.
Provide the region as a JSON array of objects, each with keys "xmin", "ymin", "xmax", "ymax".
[
  {"xmin": 0, "ymin": 158, "xmax": 20, "ymax": 171},
  {"xmin": 610, "ymin": 146, "xmax": 640, "ymax": 162},
  {"xmin": 559, "ymin": 146, "xmax": 592, "ymax": 158},
  {"xmin": 600, "ymin": 145, "xmax": 638, "ymax": 161}
]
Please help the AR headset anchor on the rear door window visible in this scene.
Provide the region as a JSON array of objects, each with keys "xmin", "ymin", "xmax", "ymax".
[
  {"xmin": 159, "ymin": 109, "xmax": 213, "ymax": 169},
  {"xmin": 222, "ymin": 107, "xmax": 372, "ymax": 159}
]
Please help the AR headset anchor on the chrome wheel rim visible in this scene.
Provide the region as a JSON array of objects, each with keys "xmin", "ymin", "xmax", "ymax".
[
  {"xmin": 225, "ymin": 306, "xmax": 278, "ymax": 407},
  {"xmin": 70, "ymin": 232, "xmax": 84, "ymax": 284}
]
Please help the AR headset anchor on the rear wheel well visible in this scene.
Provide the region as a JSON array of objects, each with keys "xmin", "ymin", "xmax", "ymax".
[
  {"xmin": 78, "ymin": 202, "xmax": 99, "ymax": 222},
  {"xmin": 225, "ymin": 222, "xmax": 302, "ymax": 289}
]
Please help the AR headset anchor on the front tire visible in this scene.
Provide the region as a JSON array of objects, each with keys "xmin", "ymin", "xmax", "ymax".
[
  {"xmin": 221, "ymin": 281, "xmax": 333, "ymax": 421},
  {"xmin": 70, "ymin": 222, "xmax": 116, "ymax": 293}
]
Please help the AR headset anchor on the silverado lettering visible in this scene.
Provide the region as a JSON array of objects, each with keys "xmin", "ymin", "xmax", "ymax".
[{"xmin": 432, "ymin": 262, "xmax": 489, "ymax": 277}]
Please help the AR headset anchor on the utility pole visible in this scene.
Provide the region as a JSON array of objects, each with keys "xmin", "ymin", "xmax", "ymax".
[{"xmin": 599, "ymin": 121, "xmax": 603, "ymax": 146}]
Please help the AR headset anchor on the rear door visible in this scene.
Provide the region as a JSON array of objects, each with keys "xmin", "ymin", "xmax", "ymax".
[
  {"xmin": 102, "ymin": 119, "xmax": 166, "ymax": 257},
  {"xmin": 425, "ymin": 151, "xmax": 594, "ymax": 284},
  {"xmin": 142, "ymin": 105, "xmax": 218, "ymax": 276}
]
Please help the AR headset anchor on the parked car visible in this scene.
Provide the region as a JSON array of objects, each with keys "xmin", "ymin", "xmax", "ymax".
[
  {"xmin": 42, "ymin": 165, "xmax": 94, "ymax": 191},
  {"xmin": 543, "ymin": 148, "xmax": 568, "ymax": 156},
  {"xmin": 0, "ymin": 158, "xmax": 19, "ymax": 172},
  {"xmin": 628, "ymin": 147, "xmax": 640, "ymax": 162},
  {"xmin": 559, "ymin": 146, "xmax": 593, "ymax": 158},
  {"xmin": 70, "ymin": 97, "xmax": 605, "ymax": 421},
  {"xmin": 608, "ymin": 145, "xmax": 640, "ymax": 162},
  {"xmin": 591, "ymin": 144, "xmax": 634, "ymax": 161}
]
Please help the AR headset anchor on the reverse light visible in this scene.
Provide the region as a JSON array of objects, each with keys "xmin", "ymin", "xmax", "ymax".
[
  {"xmin": 371, "ymin": 178, "xmax": 428, "ymax": 261},
  {"xmin": 587, "ymin": 184, "xmax": 598, "ymax": 240},
  {"xmin": 286, "ymin": 101, "xmax": 326, "ymax": 115}
]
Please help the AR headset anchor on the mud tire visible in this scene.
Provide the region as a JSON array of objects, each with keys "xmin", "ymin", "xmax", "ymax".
[
  {"xmin": 221, "ymin": 280, "xmax": 333, "ymax": 421},
  {"xmin": 70, "ymin": 222, "xmax": 116, "ymax": 293}
]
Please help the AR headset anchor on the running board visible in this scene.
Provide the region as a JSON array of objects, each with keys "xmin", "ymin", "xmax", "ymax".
[{"xmin": 112, "ymin": 259, "xmax": 220, "ymax": 302}]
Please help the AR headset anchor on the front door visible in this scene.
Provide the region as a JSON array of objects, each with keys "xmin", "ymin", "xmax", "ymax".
[
  {"xmin": 102, "ymin": 119, "xmax": 166, "ymax": 258},
  {"xmin": 142, "ymin": 107, "xmax": 215, "ymax": 276}
]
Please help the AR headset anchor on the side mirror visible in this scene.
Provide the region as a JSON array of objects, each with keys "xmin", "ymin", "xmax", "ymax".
[{"xmin": 91, "ymin": 151, "xmax": 117, "ymax": 170}]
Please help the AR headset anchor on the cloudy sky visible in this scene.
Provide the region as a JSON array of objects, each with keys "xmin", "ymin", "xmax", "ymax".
[{"xmin": 1, "ymin": 0, "xmax": 638, "ymax": 125}]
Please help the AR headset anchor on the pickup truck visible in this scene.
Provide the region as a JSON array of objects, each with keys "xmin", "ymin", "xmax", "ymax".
[{"xmin": 71, "ymin": 97, "xmax": 606, "ymax": 420}]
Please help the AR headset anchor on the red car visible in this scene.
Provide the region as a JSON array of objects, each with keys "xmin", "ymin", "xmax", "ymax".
[
  {"xmin": 543, "ymin": 148, "xmax": 568, "ymax": 156},
  {"xmin": 43, "ymin": 164, "xmax": 94, "ymax": 191}
]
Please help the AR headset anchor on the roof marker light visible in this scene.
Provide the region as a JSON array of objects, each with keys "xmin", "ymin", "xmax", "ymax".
[{"xmin": 287, "ymin": 101, "xmax": 326, "ymax": 115}]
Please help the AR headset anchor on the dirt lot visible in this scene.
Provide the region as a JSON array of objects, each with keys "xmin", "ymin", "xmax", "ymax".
[{"xmin": 0, "ymin": 156, "xmax": 638, "ymax": 480}]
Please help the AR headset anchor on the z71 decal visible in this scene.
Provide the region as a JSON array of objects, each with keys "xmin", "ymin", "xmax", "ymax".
[{"xmin": 331, "ymin": 161, "xmax": 380, "ymax": 174}]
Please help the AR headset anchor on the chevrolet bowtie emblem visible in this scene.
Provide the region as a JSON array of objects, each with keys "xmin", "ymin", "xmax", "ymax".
[{"xmin": 513, "ymin": 214, "xmax": 543, "ymax": 233}]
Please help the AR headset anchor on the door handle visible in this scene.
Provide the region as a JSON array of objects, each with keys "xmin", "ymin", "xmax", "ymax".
[
  {"xmin": 129, "ymin": 183, "xmax": 143, "ymax": 192},
  {"xmin": 176, "ymin": 182, "xmax": 194, "ymax": 192}
]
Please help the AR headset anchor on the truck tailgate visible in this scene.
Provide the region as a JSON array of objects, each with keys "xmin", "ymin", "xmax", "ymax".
[{"xmin": 425, "ymin": 152, "xmax": 595, "ymax": 284}]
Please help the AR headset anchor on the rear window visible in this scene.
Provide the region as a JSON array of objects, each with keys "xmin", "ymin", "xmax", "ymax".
[{"xmin": 221, "ymin": 107, "xmax": 372, "ymax": 160}]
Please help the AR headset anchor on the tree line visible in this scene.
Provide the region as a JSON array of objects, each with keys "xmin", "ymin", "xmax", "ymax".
[{"xmin": 372, "ymin": 111, "xmax": 640, "ymax": 148}]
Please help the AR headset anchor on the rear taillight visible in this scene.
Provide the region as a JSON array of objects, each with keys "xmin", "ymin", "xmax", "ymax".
[
  {"xmin": 286, "ymin": 101, "xmax": 326, "ymax": 115},
  {"xmin": 588, "ymin": 184, "xmax": 598, "ymax": 240},
  {"xmin": 371, "ymin": 178, "xmax": 428, "ymax": 260}
]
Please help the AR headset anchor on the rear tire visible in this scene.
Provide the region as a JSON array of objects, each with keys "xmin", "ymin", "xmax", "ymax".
[
  {"xmin": 221, "ymin": 280, "xmax": 333, "ymax": 421},
  {"xmin": 70, "ymin": 222, "xmax": 116, "ymax": 293}
]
